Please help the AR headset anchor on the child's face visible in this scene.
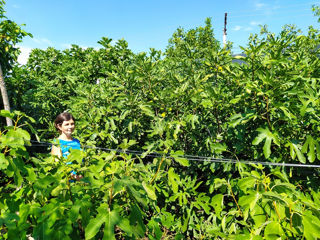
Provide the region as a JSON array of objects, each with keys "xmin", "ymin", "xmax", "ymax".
[{"xmin": 58, "ymin": 119, "xmax": 75, "ymax": 137}]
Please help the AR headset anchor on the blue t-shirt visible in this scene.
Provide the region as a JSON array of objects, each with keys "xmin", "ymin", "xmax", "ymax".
[
  {"xmin": 58, "ymin": 138, "xmax": 81, "ymax": 160},
  {"xmin": 56, "ymin": 138, "xmax": 81, "ymax": 175}
]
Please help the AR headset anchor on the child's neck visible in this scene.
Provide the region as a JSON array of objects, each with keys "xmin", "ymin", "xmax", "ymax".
[{"xmin": 58, "ymin": 133, "xmax": 73, "ymax": 141}]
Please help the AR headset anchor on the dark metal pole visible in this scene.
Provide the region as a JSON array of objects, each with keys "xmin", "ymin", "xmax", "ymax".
[{"xmin": 223, "ymin": 13, "xmax": 227, "ymax": 47}]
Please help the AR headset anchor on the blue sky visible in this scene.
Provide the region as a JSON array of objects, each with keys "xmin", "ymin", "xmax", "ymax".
[{"xmin": 5, "ymin": 0, "xmax": 320, "ymax": 64}]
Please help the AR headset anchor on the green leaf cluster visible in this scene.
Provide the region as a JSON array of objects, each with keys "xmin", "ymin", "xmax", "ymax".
[{"xmin": 1, "ymin": 5, "xmax": 320, "ymax": 239}]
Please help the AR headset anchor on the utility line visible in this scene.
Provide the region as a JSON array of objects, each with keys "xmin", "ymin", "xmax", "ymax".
[{"xmin": 27, "ymin": 140, "xmax": 320, "ymax": 168}]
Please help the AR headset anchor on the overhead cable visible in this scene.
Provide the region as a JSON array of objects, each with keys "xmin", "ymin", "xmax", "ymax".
[{"xmin": 26, "ymin": 140, "xmax": 320, "ymax": 169}]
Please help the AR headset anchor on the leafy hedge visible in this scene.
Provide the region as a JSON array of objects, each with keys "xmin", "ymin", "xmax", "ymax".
[{"xmin": 1, "ymin": 18, "xmax": 320, "ymax": 239}]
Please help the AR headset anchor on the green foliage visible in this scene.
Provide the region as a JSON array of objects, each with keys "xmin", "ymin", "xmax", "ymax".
[
  {"xmin": 0, "ymin": 0, "xmax": 32, "ymax": 75},
  {"xmin": 1, "ymin": 14, "xmax": 320, "ymax": 239}
]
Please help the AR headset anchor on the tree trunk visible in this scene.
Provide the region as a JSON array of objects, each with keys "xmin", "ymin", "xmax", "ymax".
[{"xmin": 0, "ymin": 63, "xmax": 13, "ymax": 126}]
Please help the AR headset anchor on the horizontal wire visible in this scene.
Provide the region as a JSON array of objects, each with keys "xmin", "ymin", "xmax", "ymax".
[{"xmin": 26, "ymin": 140, "xmax": 320, "ymax": 168}]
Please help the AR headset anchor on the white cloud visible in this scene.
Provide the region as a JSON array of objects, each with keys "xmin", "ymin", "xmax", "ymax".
[
  {"xmin": 12, "ymin": 4, "xmax": 20, "ymax": 8},
  {"xmin": 253, "ymin": 0, "xmax": 276, "ymax": 16},
  {"xmin": 244, "ymin": 27, "xmax": 253, "ymax": 31},
  {"xmin": 255, "ymin": 3, "xmax": 266, "ymax": 9},
  {"xmin": 61, "ymin": 43, "xmax": 72, "ymax": 49},
  {"xmin": 254, "ymin": 1, "xmax": 267, "ymax": 10},
  {"xmin": 17, "ymin": 46, "xmax": 32, "ymax": 65},
  {"xmin": 250, "ymin": 21, "xmax": 261, "ymax": 26},
  {"xmin": 232, "ymin": 26, "xmax": 242, "ymax": 31},
  {"xmin": 32, "ymin": 37, "xmax": 52, "ymax": 45},
  {"xmin": 231, "ymin": 25, "xmax": 254, "ymax": 32}
]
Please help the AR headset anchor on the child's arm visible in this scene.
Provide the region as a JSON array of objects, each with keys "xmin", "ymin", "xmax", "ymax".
[{"xmin": 51, "ymin": 144, "xmax": 62, "ymax": 161}]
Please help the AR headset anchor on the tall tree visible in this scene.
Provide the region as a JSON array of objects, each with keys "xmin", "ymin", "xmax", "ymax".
[{"xmin": 0, "ymin": 0, "xmax": 31, "ymax": 126}]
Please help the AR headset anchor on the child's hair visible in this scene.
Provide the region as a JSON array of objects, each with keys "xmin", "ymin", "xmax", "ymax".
[{"xmin": 54, "ymin": 112, "xmax": 76, "ymax": 132}]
